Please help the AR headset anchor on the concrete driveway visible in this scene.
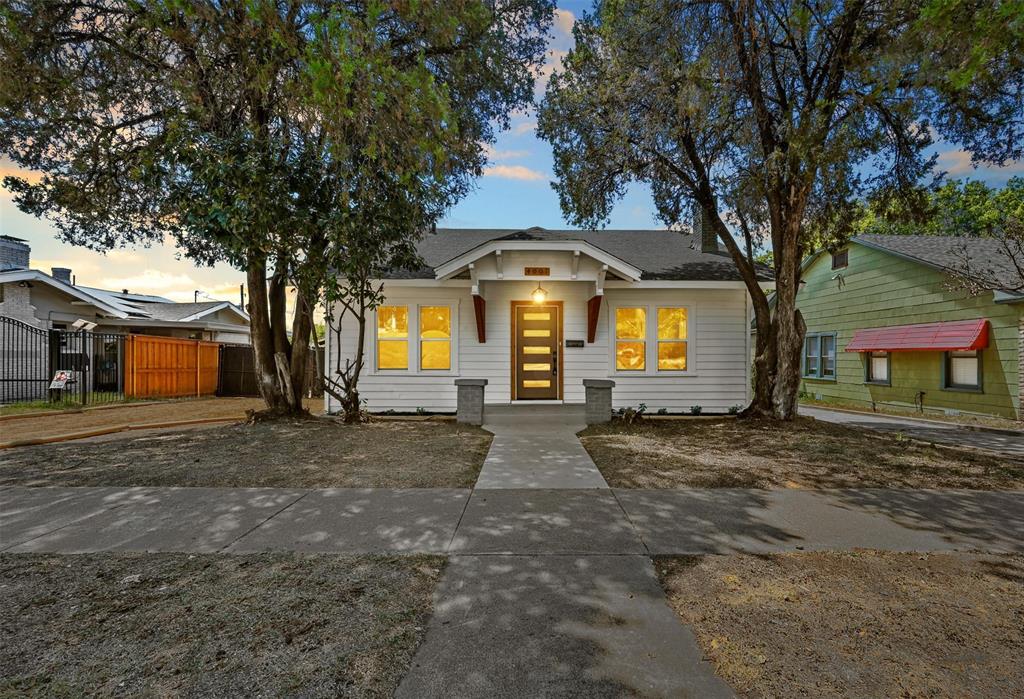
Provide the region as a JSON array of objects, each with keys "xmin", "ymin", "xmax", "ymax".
[{"xmin": 801, "ymin": 405, "xmax": 1024, "ymax": 458}]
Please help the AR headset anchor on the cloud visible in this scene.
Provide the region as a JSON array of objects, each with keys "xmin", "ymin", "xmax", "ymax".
[
  {"xmin": 482, "ymin": 144, "xmax": 531, "ymax": 161},
  {"xmin": 0, "ymin": 156, "xmax": 42, "ymax": 185},
  {"xmin": 552, "ymin": 9, "xmax": 575, "ymax": 43},
  {"xmin": 512, "ymin": 120, "xmax": 537, "ymax": 136},
  {"xmin": 483, "ymin": 164, "xmax": 546, "ymax": 181},
  {"xmin": 936, "ymin": 149, "xmax": 1024, "ymax": 177},
  {"xmin": 100, "ymin": 269, "xmax": 197, "ymax": 293}
]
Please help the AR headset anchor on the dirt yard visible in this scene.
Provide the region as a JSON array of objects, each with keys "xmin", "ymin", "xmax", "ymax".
[
  {"xmin": 0, "ymin": 397, "xmax": 278, "ymax": 444},
  {"xmin": 0, "ymin": 552, "xmax": 442, "ymax": 697},
  {"xmin": 657, "ymin": 552, "xmax": 1024, "ymax": 698},
  {"xmin": 579, "ymin": 417, "xmax": 1023, "ymax": 489},
  {"xmin": 0, "ymin": 418, "xmax": 492, "ymax": 488}
]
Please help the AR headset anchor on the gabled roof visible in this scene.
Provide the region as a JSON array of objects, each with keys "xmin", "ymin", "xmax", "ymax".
[
  {"xmin": 135, "ymin": 300, "xmax": 249, "ymax": 322},
  {"xmin": 844, "ymin": 234, "xmax": 1020, "ymax": 295},
  {"xmin": 387, "ymin": 227, "xmax": 773, "ymax": 282},
  {"xmin": 0, "ymin": 269, "xmax": 130, "ymax": 318},
  {"xmin": 0, "ymin": 268, "xmax": 250, "ymax": 326}
]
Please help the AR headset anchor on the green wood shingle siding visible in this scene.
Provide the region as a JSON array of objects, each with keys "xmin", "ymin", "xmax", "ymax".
[{"xmin": 797, "ymin": 243, "xmax": 1021, "ymax": 419}]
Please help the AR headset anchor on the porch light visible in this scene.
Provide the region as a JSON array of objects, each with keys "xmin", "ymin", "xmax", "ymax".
[{"xmin": 531, "ymin": 283, "xmax": 548, "ymax": 304}]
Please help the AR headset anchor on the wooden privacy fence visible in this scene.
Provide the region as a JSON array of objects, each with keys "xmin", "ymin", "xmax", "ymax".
[{"xmin": 124, "ymin": 335, "xmax": 220, "ymax": 399}]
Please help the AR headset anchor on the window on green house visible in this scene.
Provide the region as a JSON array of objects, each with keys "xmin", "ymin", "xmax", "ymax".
[
  {"xmin": 831, "ymin": 249, "xmax": 848, "ymax": 269},
  {"xmin": 866, "ymin": 351, "xmax": 890, "ymax": 384},
  {"xmin": 944, "ymin": 350, "xmax": 981, "ymax": 391},
  {"xmin": 803, "ymin": 332, "xmax": 837, "ymax": 380}
]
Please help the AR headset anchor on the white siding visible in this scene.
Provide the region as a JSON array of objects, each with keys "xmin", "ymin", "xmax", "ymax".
[{"xmin": 326, "ymin": 280, "xmax": 751, "ymax": 413}]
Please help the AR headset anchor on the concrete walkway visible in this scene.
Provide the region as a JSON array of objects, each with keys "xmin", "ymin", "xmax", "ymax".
[
  {"xmin": 4, "ymin": 486, "xmax": 1021, "ymax": 556},
  {"xmin": 802, "ymin": 405, "xmax": 1024, "ymax": 457},
  {"xmin": 4, "ymin": 486, "xmax": 1023, "ymax": 698},
  {"xmin": 475, "ymin": 404, "xmax": 608, "ymax": 489}
]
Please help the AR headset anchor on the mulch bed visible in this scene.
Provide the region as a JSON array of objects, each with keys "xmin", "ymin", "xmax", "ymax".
[
  {"xmin": 658, "ymin": 552, "xmax": 1024, "ymax": 698},
  {"xmin": 0, "ymin": 552, "xmax": 443, "ymax": 697},
  {"xmin": 0, "ymin": 418, "xmax": 492, "ymax": 488},
  {"xmin": 579, "ymin": 417, "xmax": 1023, "ymax": 489}
]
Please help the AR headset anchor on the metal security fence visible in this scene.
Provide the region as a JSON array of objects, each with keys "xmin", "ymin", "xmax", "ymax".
[{"xmin": 0, "ymin": 316, "xmax": 126, "ymax": 407}]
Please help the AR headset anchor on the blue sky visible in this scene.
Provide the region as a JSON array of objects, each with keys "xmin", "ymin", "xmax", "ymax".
[{"xmin": 1, "ymin": 0, "xmax": 1021, "ymax": 302}]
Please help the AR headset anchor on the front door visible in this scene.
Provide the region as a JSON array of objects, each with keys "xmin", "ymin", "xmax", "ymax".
[{"xmin": 513, "ymin": 303, "xmax": 560, "ymax": 400}]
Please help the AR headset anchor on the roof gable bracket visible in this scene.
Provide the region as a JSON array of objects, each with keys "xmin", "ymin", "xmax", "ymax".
[
  {"xmin": 469, "ymin": 263, "xmax": 479, "ymax": 296},
  {"xmin": 495, "ymin": 250, "xmax": 503, "ymax": 279},
  {"xmin": 571, "ymin": 250, "xmax": 580, "ymax": 280},
  {"xmin": 595, "ymin": 265, "xmax": 607, "ymax": 296}
]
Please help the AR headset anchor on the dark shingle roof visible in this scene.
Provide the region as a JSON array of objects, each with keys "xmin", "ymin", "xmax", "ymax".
[
  {"xmin": 855, "ymin": 234, "xmax": 1020, "ymax": 291},
  {"xmin": 388, "ymin": 227, "xmax": 772, "ymax": 281},
  {"xmin": 133, "ymin": 301, "xmax": 229, "ymax": 321}
]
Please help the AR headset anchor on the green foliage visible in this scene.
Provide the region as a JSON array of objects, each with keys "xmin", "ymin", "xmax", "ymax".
[
  {"xmin": 537, "ymin": 0, "xmax": 1024, "ymax": 418},
  {"xmin": 854, "ymin": 177, "xmax": 1024, "ymax": 239},
  {"xmin": 0, "ymin": 0, "xmax": 554, "ymax": 411}
]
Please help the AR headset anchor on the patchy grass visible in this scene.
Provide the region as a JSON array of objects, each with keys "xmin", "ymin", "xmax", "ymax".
[
  {"xmin": 0, "ymin": 552, "xmax": 443, "ymax": 698},
  {"xmin": 0, "ymin": 418, "xmax": 492, "ymax": 488},
  {"xmin": 657, "ymin": 552, "xmax": 1024, "ymax": 698},
  {"xmin": 579, "ymin": 417, "xmax": 1023, "ymax": 489}
]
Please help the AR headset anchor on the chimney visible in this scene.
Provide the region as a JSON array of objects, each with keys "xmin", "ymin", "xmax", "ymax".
[
  {"xmin": 51, "ymin": 267, "xmax": 72, "ymax": 284},
  {"xmin": 0, "ymin": 235, "xmax": 30, "ymax": 271},
  {"xmin": 693, "ymin": 206, "xmax": 718, "ymax": 254}
]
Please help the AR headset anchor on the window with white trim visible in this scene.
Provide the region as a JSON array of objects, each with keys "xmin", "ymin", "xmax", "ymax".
[
  {"xmin": 944, "ymin": 350, "xmax": 981, "ymax": 390},
  {"xmin": 419, "ymin": 306, "xmax": 451, "ymax": 370},
  {"xmin": 613, "ymin": 305, "xmax": 690, "ymax": 373},
  {"xmin": 377, "ymin": 306, "xmax": 408, "ymax": 370},
  {"xmin": 615, "ymin": 307, "xmax": 646, "ymax": 371},
  {"xmin": 656, "ymin": 307, "xmax": 687, "ymax": 371},
  {"xmin": 866, "ymin": 351, "xmax": 890, "ymax": 384},
  {"xmin": 803, "ymin": 332, "xmax": 836, "ymax": 379}
]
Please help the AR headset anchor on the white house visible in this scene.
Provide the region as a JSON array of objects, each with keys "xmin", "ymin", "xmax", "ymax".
[
  {"xmin": 0, "ymin": 235, "xmax": 250, "ymax": 343},
  {"xmin": 326, "ymin": 226, "xmax": 772, "ymax": 414}
]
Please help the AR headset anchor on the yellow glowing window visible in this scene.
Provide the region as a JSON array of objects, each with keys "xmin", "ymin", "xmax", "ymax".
[
  {"xmin": 420, "ymin": 306, "xmax": 451, "ymax": 370},
  {"xmin": 523, "ymin": 346, "xmax": 549, "ymax": 354},
  {"xmin": 523, "ymin": 329, "xmax": 550, "ymax": 337},
  {"xmin": 523, "ymin": 312, "xmax": 550, "ymax": 320},
  {"xmin": 522, "ymin": 380, "xmax": 550, "ymax": 388},
  {"xmin": 522, "ymin": 363, "xmax": 551, "ymax": 371},
  {"xmin": 377, "ymin": 306, "xmax": 408, "ymax": 369},
  {"xmin": 657, "ymin": 307, "xmax": 687, "ymax": 370},
  {"xmin": 615, "ymin": 308, "xmax": 646, "ymax": 370}
]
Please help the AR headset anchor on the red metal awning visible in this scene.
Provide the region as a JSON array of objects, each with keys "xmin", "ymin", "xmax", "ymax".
[{"xmin": 844, "ymin": 319, "xmax": 989, "ymax": 352}]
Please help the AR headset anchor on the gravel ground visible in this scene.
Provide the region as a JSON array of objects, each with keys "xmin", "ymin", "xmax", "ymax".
[
  {"xmin": 0, "ymin": 553, "xmax": 443, "ymax": 698},
  {"xmin": 657, "ymin": 552, "xmax": 1024, "ymax": 698},
  {"xmin": 0, "ymin": 418, "xmax": 492, "ymax": 488},
  {"xmin": 579, "ymin": 417, "xmax": 1023, "ymax": 489}
]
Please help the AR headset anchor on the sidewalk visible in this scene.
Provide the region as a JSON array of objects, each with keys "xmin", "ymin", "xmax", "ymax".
[{"xmin": 4, "ymin": 485, "xmax": 1021, "ymax": 555}]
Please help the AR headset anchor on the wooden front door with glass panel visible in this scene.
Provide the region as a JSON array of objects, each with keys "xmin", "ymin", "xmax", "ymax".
[{"xmin": 513, "ymin": 302, "xmax": 561, "ymax": 400}]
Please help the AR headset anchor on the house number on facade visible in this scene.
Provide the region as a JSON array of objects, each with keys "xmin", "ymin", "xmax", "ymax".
[{"xmin": 524, "ymin": 267, "xmax": 550, "ymax": 276}]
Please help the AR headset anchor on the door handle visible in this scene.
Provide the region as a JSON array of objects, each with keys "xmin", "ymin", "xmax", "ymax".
[{"xmin": 552, "ymin": 350, "xmax": 557, "ymax": 376}]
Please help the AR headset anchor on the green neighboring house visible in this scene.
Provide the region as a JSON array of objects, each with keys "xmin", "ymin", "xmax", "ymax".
[{"xmin": 796, "ymin": 234, "xmax": 1022, "ymax": 421}]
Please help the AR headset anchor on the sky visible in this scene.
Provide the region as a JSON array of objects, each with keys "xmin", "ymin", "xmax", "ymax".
[{"xmin": 1, "ymin": 0, "xmax": 1022, "ymax": 304}]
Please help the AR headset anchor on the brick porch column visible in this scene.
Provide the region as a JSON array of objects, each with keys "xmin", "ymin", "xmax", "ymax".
[
  {"xmin": 583, "ymin": 379, "xmax": 615, "ymax": 425},
  {"xmin": 455, "ymin": 378, "xmax": 487, "ymax": 425}
]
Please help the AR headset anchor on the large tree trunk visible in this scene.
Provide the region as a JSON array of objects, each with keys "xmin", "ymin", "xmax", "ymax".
[{"xmin": 246, "ymin": 255, "xmax": 308, "ymax": 416}]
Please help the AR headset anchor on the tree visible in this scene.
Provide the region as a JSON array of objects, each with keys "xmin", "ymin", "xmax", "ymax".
[
  {"xmin": 538, "ymin": 0, "xmax": 1024, "ymax": 419},
  {"xmin": 854, "ymin": 177, "xmax": 1024, "ymax": 238},
  {"xmin": 0, "ymin": 0, "xmax": 553, "ymax": 415}
]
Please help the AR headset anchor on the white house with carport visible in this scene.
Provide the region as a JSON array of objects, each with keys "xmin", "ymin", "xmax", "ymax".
[{"xmin": 326, "ymin": 226, "xmax": 772, "ymax": 414}]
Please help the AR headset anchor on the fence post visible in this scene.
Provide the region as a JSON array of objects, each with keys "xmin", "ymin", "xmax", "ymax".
[
  {"xmin": 47, "ymin": 329, "xmax": 60, "ymax": 404},
  {"xmin": 80, "ymin": 329, "xmax": 88, "ymax": 406}
]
